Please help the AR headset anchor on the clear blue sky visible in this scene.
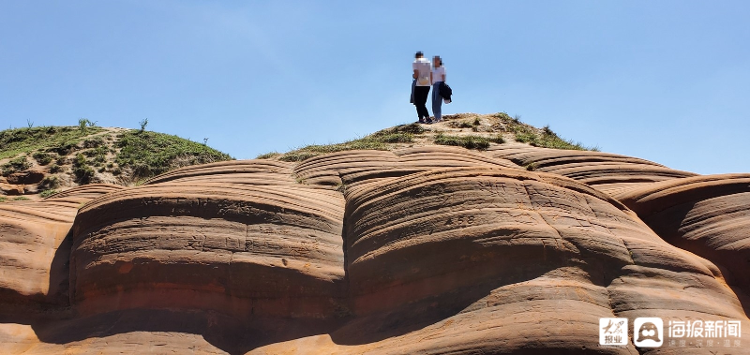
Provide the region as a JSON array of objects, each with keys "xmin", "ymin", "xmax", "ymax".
[{"xmin": 1, "ymin": 1, "xmax": 748, "ymax": 174}]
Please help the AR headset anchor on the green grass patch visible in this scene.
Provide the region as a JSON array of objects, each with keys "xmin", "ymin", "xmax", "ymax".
[
  {"xmin": 0, "ymin": 197, "xmax": 6, "ymax": 203},
  {"xmin": 83, "ymin": 136, "xmax": 105, "ymax": 148},
  {"xmin": 48, "ymin": 164, "xmax": 63, "ymax": 173},
  {"xmin": 514, "ymin": 125, "xmax": 598, "ymax": 151},
  {"xmin": 115, "ymin": 130, "xmax": 233, "ymax": 179},
  {"xmin": 295, "ymin": 139, "xmax": 389, "ymax": 155},
  {"xmin": 279, "ymin": 151, "xmax": 319, "ymax": 162},
  {"xmin": 1, "ymin": 155, "xmax": 31, "ymax": 176},
  {"xmin": 256, "ymin": 152, "xmax": 281, "ymax": 159},
  {"xmin": 73, "ymin": 153, "xmax": 94, "ymax": 184},
  {"xmin": 0, "ymin": 126, "xmax": 103, "ymax": 161},
  {"xmin": 279, "ymin": 123, "xmax": 424, "ymax": 162},
  {"xmin": 13, "ymin": 196, "xmax": 30, "ymax": 201},
  {"xmin": 38, "ymin": 175, "xmax": 60, "ymax": 190},
  {"xmin": 32, "ymin": 151, "xmax": 54, "ymax": 165},
  {"xmin": 40, "ymin": 189, "xmax": 58, "ymax": 198},
  {"xmin": 433, "ymin": 134, "xmax": 504, "ymax": 150}
]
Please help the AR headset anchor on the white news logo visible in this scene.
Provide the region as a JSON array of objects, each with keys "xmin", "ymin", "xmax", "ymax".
[
  {"xmin": 634, "ymin": 317, "xmax": 664, "ymax": 347},
  {"xmin": 600, "ymin": 317, "xmax": 742, "ymax": 348},
  {"xmin": 599, "ymin": 318, "xmax": 628, "ymax": 346}
]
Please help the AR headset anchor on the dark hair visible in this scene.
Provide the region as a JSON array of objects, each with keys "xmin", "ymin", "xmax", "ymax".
[
  {"xmin": 434, "ymin": 56, "xmax": 443, "ymax": 66},
  {"xmin": 415, "ymin": 51, "xmax": 424, "ymax": 58}
]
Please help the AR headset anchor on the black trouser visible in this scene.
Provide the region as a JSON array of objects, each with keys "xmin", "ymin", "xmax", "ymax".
[{"xmin": 413, "ymin": 85, "xmax": 430, "ymax": 120}]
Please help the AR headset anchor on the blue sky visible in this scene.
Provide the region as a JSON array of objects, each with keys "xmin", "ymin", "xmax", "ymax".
[{"xmin": 1, "ymin": 1, "xmax": 748, "ymax": 174}]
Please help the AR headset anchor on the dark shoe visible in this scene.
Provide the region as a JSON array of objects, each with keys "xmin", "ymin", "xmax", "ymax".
[
  {"xmin": 418, "ymin": 119, "xmax": 425, "ymax": 123},
  {"xmin": 425, "ymin": 119, "xmax": 433, "ymax": 124}
]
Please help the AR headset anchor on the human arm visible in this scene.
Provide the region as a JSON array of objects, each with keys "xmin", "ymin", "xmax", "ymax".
[{"xmin": 413, "ymin": 69, "xmax": 419, "ymax": 79}]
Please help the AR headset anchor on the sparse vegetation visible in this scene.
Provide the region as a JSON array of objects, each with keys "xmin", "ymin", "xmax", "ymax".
[
  {"xmin": 38, "ymin": 175, "xmax": 60, "ymax": 190},
  {"xmin": 139, "ymin": 118, "xmax": 148, "ymax": 132},
  {"xmin": 279, "ymin": 151, "xmax": 318, "ymax": 162},
  {"xmin": 78, "ymin": 118, "xmax": 96, "ymax": 133},
  {"xmin": 1, "ymin": 155, "xmax": 31, "ymax": 176},
  {"xmin": 485, "ymin": 113, "xmax": 598, "ymax": 151},
  {"xmin": 433, "ymin": 134, "xmax": 504, "ymax": 150},
  {"xmin": 115, "ymin": 130, "xmax": 232, "ymax": 179},
  {"xmin": 48, "ymin": 164, "xmax": 62, "ymax": 173},
  {"xmin": 83, "ymin": 136, "xmax": 105, "ymax": 148},
  {"xmin": 278, "ymin": 123, "xmax": 425, "ymax": 162},
  {"xmin": 449, "ymin": 117, "xmax": 481, "ymax": 129},
  {"xmin": 0, "ymin": 197, "xmax": 6, "ymax": 203},
  {"xmin": 513, "ymin": 124, "xmax": 597, "ymax": 151},
  {"xmin": 13, "ymin": 196, "xmax": 30, "ymax": 201},
  {"xmin": 40, "ymin": 189, "xmax": 58, "ymax": 198},
  {"xmin": 84, "ymin": 145, "xmax": 108, "ymax": 163},
  {"xmin": 32, "ymin": 151, "xmax": 54, "ymax": 165},
  {"xmin": 1, "ymin": 113, "xmax": 600, "ymax": 198},
  {"xmin": 0, "ymin": 123, "xmax": 234, "ymax": 193},
  {"xmin": 73, "ymin": 153, "xmax": 95, "ymax": 183},
  {"xmin": 0, "ymin": 125, "xmax": 103, "ymax": 161},
  {"xmin": 256, "ymin": 152, "xmax": 281, "ymax": 159}
]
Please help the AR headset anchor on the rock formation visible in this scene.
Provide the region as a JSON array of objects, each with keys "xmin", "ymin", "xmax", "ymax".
[{"xmin": 1, "ymin": 116, "xmax": 748, "ymax": 354}]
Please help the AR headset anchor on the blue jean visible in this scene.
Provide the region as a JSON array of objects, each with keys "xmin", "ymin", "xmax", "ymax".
[{"xmin": 432, "ymin": 82, "xmax": 443, "ymax": 121}]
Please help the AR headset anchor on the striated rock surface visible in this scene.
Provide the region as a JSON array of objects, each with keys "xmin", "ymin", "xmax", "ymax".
[
  {"xmin": 70, "ymin": 159, "xmax": 347, "ymax": 319},
  {"xmin": 0, "ymin": 184, "xmax": 123, "ymax": 312},
  {"xmin": 487, "ymin": 144, "xmax": 698, "ymax": 196},
  {"xmin": 616, "ymin": 174, "xmax": 750, "ymax": 300},
  {"xmin": 1, "ymin": 140, "xmax": 749, "ymax": 354}
]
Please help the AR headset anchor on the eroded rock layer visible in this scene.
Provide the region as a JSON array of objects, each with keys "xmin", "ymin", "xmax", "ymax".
[
  {"xmin": 0, "ymin": 147, "xmax": 748, "ymax": 354},
  {"xmin": 335, "ymin": 167, "xmax": 750, "ymax": 354},
  {"xmin": 487, "ymin": 144, "xmax": 698, "ymax": 195},
  {"xmin": 69, "ymin": 160, "xmax": 347, "ymax": 318},
  {"xmin": 0, "ymin": 184, "xmax": 122, "ymax": 311},
  {"xmin": 294, "ymin": 145, "xmax": 520, "ymax": 190},
  {"xmin": 616, "ymin": 174, "xmax": 750, "ymax": 298}
]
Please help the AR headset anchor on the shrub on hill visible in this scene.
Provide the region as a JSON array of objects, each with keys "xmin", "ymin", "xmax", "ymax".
[
  {"xmin": 115, "ymin": 130, "xmax": 232, "ymax": 179},
  {"xmin": 0, "ymin": 126, "xmax": 104, "ymax": 161},
  {"xmin": 433, "ymin": 134, "xmax": 504, "ymax": 150}
]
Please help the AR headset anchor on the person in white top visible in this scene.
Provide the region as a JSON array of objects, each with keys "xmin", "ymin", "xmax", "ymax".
[
  {"xmin": 412, "ymin": 51, "xmax": 432, "ymax": 123},
  {"xmin": 430, "ymin": 56, "xmax": 446, "ymax": 123}
]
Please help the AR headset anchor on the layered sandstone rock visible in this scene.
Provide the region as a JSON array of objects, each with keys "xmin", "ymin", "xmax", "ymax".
[
  {"xmin": 0, "ymin": 184, "xmax": 122, "ymax": 312},
  {"xmin": 1, "ymin": 146, "xmax": 749, "ymax": 354},
  {"xmin": 331, "ymin": 167, "xmax": 750, "ymax": 354},
  {"xmin": 294, "ymin": 146, "xmax": 519, "ymax": 190},
  {"xmin": 616, "ymin": 174, "xmax": 750, "ymax": 298},
  {"xmin": 69, "ymin": 160, "xmax": 347, "ymax": 318},
  {"xmin": 487, "ymin": 144, "xmax": 697, "ymax": 195}
]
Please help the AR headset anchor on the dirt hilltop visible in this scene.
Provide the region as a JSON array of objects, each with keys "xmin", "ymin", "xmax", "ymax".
[{"xmin": 1, "ymin": 113, "xmax": 749, "ymax": 354}]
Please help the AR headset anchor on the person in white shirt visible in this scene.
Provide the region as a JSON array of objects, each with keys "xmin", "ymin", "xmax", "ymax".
[
  {"xmin": 412, "ymin": 51, "xmax": 432, "ymax": 123},
  {"xmin": 430, "ymin": 56, "xmax": 446, "ymax": 123}
]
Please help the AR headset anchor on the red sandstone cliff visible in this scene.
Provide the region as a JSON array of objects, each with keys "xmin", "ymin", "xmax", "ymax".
[{"xmin": 1, "ymin": 115, "xmax": 749, "ymax": 354}]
